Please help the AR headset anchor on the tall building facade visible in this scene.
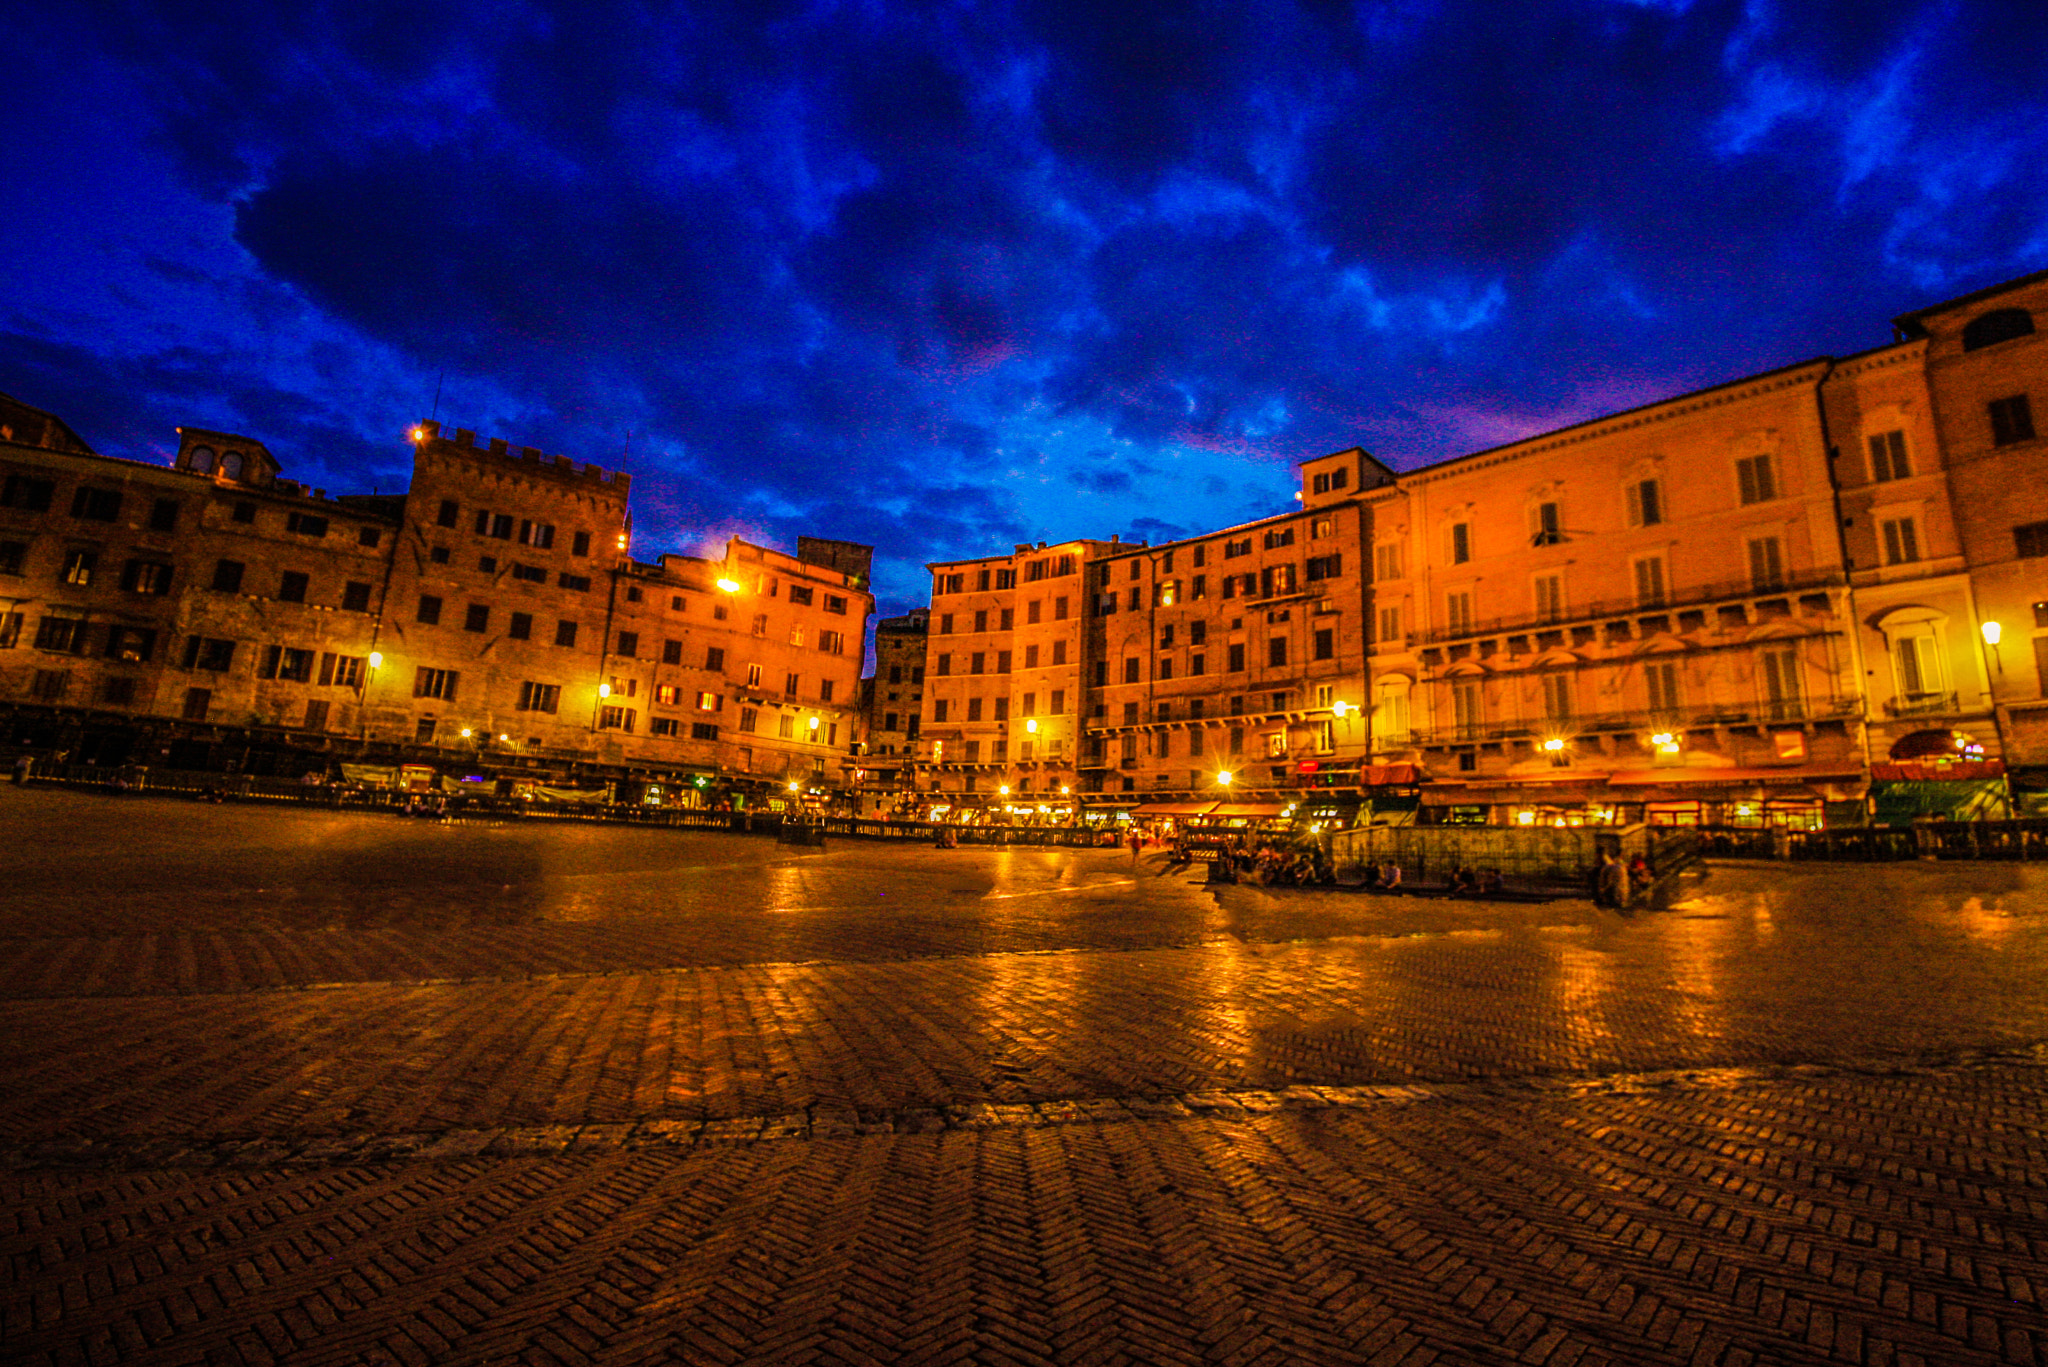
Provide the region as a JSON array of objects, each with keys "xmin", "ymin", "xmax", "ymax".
[
  {"xmin": 0, "ymin": 407, "xmax": 873, "ymax": 796},
  {"xmin": 907, "ymin": 270, "xmax": 2045, "ymax": 824}
]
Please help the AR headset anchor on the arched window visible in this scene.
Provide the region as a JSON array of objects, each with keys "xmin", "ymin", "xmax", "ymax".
[
  {"xmin": 1962, "ymin": 308, "xmax": 2034, "ymax": 352},
  {"xmin": 187, "ymin": 445, "xmax": 216, "ymax": 474},
  {"xmin": 219, "ymin": 451, "xmax": 244, "ymax": 479}
]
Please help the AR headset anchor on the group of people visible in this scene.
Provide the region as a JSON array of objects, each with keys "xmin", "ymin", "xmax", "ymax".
[
  {"xmin": 1593, "ymin": 851, "xmax": 1655, "ymax": 909},
  {"xmin": 1446, "ymin": 867, "xmax": 1506, "ymax": 897}
]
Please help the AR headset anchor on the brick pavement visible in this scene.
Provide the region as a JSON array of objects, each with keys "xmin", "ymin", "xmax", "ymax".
[{"xmin": 3, "ymin": 789, "xmax": 2047, "ymax": 1364}]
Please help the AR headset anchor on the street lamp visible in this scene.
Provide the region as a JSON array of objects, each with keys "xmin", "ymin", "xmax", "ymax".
[
  {"xmin": 367, "ymin": 652, "xmax": 383, "ymax": 670},
  {"xmin": 716, "ymin": 577, "xmax": 742, "ymax": 593},
  {"xmin": 1024, "ymin": 718, "xmax": 1038, "ymax": 733},
  {"xmin": 599, "ymin": 682, "xmax": 612, "ymax": 699},
  {"xmin": 1216, "ymin": 770, "xmax": 1234, "ymax": 787},
  {"xmin": 1331, "ymin": 700, "xmax": 1352, "ymax": 718}
]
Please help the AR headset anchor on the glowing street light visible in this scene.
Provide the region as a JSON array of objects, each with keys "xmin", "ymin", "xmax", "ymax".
[
  {"xmin": 1331, "ymin": 700, "xmax": 1353, "ymax": 718},
  {"xmin": 1650, "ymin": 731, "xmax": 1681, "ymax": 757},
  {"xmin": 807, "ymin": 716, "xmax": 820, "ymax": 731},
  {"xmin": 716, "ymin": 577, "xmax": 742, "ymax": 593},
  {"xmin": 1541, "ymin": 737, "xmax": 1565, "ymax": 753},
  {"xmin": 1024, "ymin": 718, "xmax": 1038, "ymax": 733},
  {"xmin": 999, "ymin": 784, "xmax": 1011, "ymax": 796},
  {"xmin": 1216, "ymin": 770, "xmax": 1234, "ymax": 787},
  {"xmin": 1983, "ymin": 620, "xmax": 2003, "ymax": 645},
  {"xmin": 367, "ymin": 652, "xmax": 383, "ymax": 670},
  {"xmin": 599, "ymin": 682, "xmax": 612, "ymax": 699},
  {"xmin": 786, "ymin": 780, "xmax": 801, "ymax": 793},
  {"xmin": 460, "ymin": 728, "xmax": 474, "ymax": 739}
]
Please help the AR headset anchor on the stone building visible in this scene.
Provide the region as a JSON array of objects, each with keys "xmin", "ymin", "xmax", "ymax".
[
  {"xmin": 1890, "ymin": 269, "xmax": 2048, "ymax": 801},
  {"xmin": 1082, "ymin": 448, "xmax": 1392, "ymax": 806},
  {"xmin": 852, "ymin": 607, "xmax": 928, "ymax": 803},
  {"xmin": 0, "ymin": 408, "xmax": 873, "ymax": 798},
  {"xmin": 917, "ymin": 540, "xmax": 1116, "ymax": 806}
]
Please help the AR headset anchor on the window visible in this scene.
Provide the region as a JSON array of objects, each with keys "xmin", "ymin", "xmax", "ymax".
[
  {"xmin": 1449, "ymin": 523, "xmax": 1471, "ymax": 564},
  {"xmin": 1157, "ymin": 658, "xmax": 1174, "ymax": 680},
  {"xmin": 778, "ymin": 713, "xmax": 797, "ymax": 738},
  {"xmin": 691, "ymin": 721, "xmax": 720, "ymax": 741},
  {"xmin": 825, "ymin": 594, "xmax": 847, "ymax": 615},
  {"xmin": 182, "ymin": 686, "xmax": 211, "ymax": 720},
  {"xmin": 1867, "ymin": 430, "xmax": 1910, "ymax": 481},
  {"xmin": 1540, "ymin": 673, "xmax": 1571, "ymax": 722},
  {"xmin": 0, "ymin": 541, "xmax": 21, "ymax": 576},
  {"xmin": 648, "ymin": 717, "xmax": 680, "ymax": 737},
  {"xmin": 182, "ymin": 637, "xmax": 235, "ymax": 672},
  {"xmin": 1268, "ymin": 637, "xmax": 1288, "ymax": 667},
  {"xmin": 1880, "ymin": 517, "xmax": 1920, "ymax": 566},
  {"xmin": 511, "ymin": 562, "xmax": 546, "ymax": 582},
  {"xmin": 1376, "ymin": 679, "xmax": 1410, "ymax": 739},
  {"xmin": 1533, "ymin": 574, "xmax": 1563, "ymax": 624},
  {"xmin": 558, "ymin": 573, "xmax": 592, "ymax": 592},
  {"xmin": 509, "ymin": 611, "xmax": 533, "ymax": 640},
  {"xmin": 359, "ymin": 525, "xmax": 382, "ymax": 547},
  {"xmin": 121, "ymin": 560, "xmax": 174, "ymax": 595},
  {"xmin": 436, "ymin": 499, "xmax": 459, "ymax": 528},
  {"xmin": 819, "ymin": 631, "xmax": 846, "ymax": 655},
  {"xmin": 1760, "ymin": 647, "xmax": 1802, "ymax": 720},
  {"xmin": 700, "ymin": 645, "xmax": 724, "ymax": 671},
  {"xmin": 1893, "ymin": 632, "xmax": 1942, "ymax": 702},
  {"xmin": 1962, "ymin": 307, "xmax": 2034, "ymax": 351},
  {"xmin": 286, "ymin": 512, "xmax": 328, "ymax": 537},
  {"xmin": 261, "ymin": 646, "xmax": 314, "ymax": 682},
  {"xmin": 1633, "ymin": 556, "xmax": 1667, "ymax": 607},
  {"xmin": 555, "ymin": 620, "xmax": 578, "ymax": 647},
  {"xmin": 1990, "ymin": 394, "xmax": 2035, "ymax": 446},
  {"xmin": 625, "ymin": 587, "xmax": 641, "ymax": 603},
  {"xmin": 599, "ymin": 706, "xmax": 637, "ymax": 732},
  {"xmin": 518, "ymin": 520, "xmax": 555, "ymax": 548},
  {"xmin": 1736, "ymin": 453, "xmax": 1776, "ymax": 504},
  {"xmin": 1123, "ymin": 657, "xmax": 1141, "ymax": 683},
  {"xmin": 60, "ymin": 549, "xmax": 95, "ymax": 586},
  {"xmin": 1051, "ymin": 688, "xmax": 1065, "ymax": 714},
  {"xmin": 405, "ymin": 665, "xmax": 456, "ymax": 701},
  {"xmin": 695, "ymin": 691, "xmax": 722, "ymax": 711},
  {"xmin": 473, "ymin": 510, "xmax": 513, "ymax": 539},
  {"xmin": 1, "ymin": 475, "xmax": 54, "ymax": 511},
  {"xmin": 1305, "ymin": 553, "xmax": 1342, "ymax": 582},
  {"xmin": 70, "ymin": 487, "xmax": 121, "ymax": 521},
  {"xmin": 1452, "ymin": 681, "xmax": 1482, "ymax": 735},
  {"xmin": 1645, "ymin": 660, "xmax": 1681, "ymax": 713},
  {"xmin": 231, "ymin": 500, "xmax": 255, "ymax": 523},
  {"xmin": 1054, "ymin": 596, "xmax": 1069, "ymax": 621},
  {"xmin": 790, "ymin": 585, "xmax": 815, "ymax": 606},
  {"xmin": 415, "ymin": 593, "xmax": 441, "ymax": 623},
  {"xmin": 1227, "ymin": 642, "xmax": 1246, "ymax": 672},
  {"xmin": 99, "ymin": 676, "xmax": 135, "ymax": 706},
  {"xmin": 104, "ymin": 626, "xmax": 156, "ymax": 663},
  {"xmin": 1378, "ymin": 605, "xmax": 1401, "ymax": 643},
  {"xmin": 463, "ymin": 603, "xmax": 490, "ymax": 633},
  {"xmin": 789, "ymin": 626, "xmax": 806, "ymax": 648},
  {"xmin": 969, "ymin": 652, "xmax": 986, "ymax": 675},
  {"xmin": 1313, "ymin": 628, "xmax": 1334, "ymax": 661},
  {"xmin": 342, "ymin": 581, "xmax": 372, "ymax": 612},
  {"xmin": 571, "ymin": 531, "xmax": 591, "ymax": 556},
  {"xmin": 785, "ymin": 671, "xmax": 799, "ymax": 696},
  {"xmin": 277, "ymin": 570, "xmax": 311, "ymax": 603},
  {"xmin": 1531, "ymin": 502, "xmax": 1561, "ymax": 547},
  {"xmin": 318, "ymin": 653, "xmax": 364, "ymax": 688},
  {"xmin": 1445, "ymin": 591, "xmax": 1474, "ymax": 635},
  {"xmin": 149, "ymin": 499, "xmax": 179, "ymax": 532},
  {"xmin": 2015, "ymin": 521, "xmax": 2048, "ymax": 558},
  {"xmin": 739, "ymin": 706, "xmax": 758, "ymax": 733},
  {"xmin": 29, "ymin": 667, "xmax": 70, "ymax": 700},
  {"xmin": 967, "ymin": 697, "xmax": 984, "ymax": 722},
  {"xmin": 1626, "ymin": 478, "xmax": 1663, "ymax": 527},
  {"xmin": 820, "ymin": 679, "xmax": 836, "ymax": 702},
  {"xmin": 932, "ymin": 699, "xmax": 949, "ymax": 723},
  {"xmin": 431, "ymin": 546, "xmax": 452, "ymax": 564},
  {"xmin": 415, "ymin": 718, "xmax": 437, "ymax": 744},
  {"xmin": 745, "ymin": 663, "xmax": 762, "ymax": 687},
  {"xmin": 1747, "ymin": 536, "xmax": 1785, "ymax": 590}
]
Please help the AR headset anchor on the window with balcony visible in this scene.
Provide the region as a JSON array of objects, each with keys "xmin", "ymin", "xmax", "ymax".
[
  {"xmin": 1645, "ymin": 660, "xmax": 1681, "ymax": 714},
  {"xmin": 1747, "ymin": 536, "xmax": 1785, "ymax": 590},
  {"xmin": 1760, "ymin": 647, "xmax": 1803, "ymax": 720},
  {"xmin": 1633, "ymin": 556, "xmax": 1667, "ymax": 607}
]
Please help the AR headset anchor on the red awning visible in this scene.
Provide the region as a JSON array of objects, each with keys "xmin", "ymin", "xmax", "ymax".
[
  {"xmin": 1363, "ymin": 763, "xmax": 1421, "ymax": 785},
  {"xmin": 1606, "ymin": 768, "xmax": 1865, "ymax": 786},
  {"xmin": 1870, "ymin": 760, "xmax": 2005, "ymax": 781},
  {"xmin": 1209, "ymin": 802, "xmax": 1289, "ymax": 818},
  {"xmin": 1133, "ymin": 801, "xmax": 1220, "ymax": 817}
]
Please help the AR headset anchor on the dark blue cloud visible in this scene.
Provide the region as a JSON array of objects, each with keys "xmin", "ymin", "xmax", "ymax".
[{"xmin": 5, "ymin": 0, "xmax": 2046, "ymax": 616}]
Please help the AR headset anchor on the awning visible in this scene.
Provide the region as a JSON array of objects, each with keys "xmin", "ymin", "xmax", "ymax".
[
  {"xmin": 1133, "ymin": 801, "xmax": 1219, "ymax": 817},
  {"xmin": 1869, "ymin": 760, "xmax": 2005, "ymax": 781},
  {"xmin": 1607, "ymin": 767, "xmax": 1865, "ymax": 786},
  {"xmin": 1363, "ymin": 764, "xmax": 1421, "ymax": 785},
  {"xmin": 1209, "ymin": 802, "xmax": 1289, "ymax": 818}
]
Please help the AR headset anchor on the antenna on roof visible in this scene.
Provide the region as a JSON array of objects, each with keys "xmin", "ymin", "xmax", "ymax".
[{"xmin": 430, "ymin": 369, "xmax": 444, "ymax": 424}]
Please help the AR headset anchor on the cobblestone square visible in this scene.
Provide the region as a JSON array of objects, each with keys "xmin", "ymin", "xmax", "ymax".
[{"xmin": 3, "ymin": 789, "xmax": 2046, "ymax": 1365}]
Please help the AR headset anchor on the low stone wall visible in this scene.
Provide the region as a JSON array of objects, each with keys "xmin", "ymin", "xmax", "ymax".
[{"xmin": 1328, "ymin": 824, "xmax": 1652, "ymax": 884}]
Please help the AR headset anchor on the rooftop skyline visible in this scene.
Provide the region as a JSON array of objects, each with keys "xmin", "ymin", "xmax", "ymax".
[{"xmin": 7, "ymin": 0, "xmax": 2047, "ymax": 616}]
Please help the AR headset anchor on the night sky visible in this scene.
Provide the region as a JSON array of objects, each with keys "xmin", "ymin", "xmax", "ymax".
[{"xmin": 7, "ymin": 2, "xmax": 2047, "ymax": 614}]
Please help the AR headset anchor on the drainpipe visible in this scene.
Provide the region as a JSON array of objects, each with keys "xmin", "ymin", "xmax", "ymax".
[{"xmin": 1811, "ymin": 358, "xmax": 1879, "ymax": 787}]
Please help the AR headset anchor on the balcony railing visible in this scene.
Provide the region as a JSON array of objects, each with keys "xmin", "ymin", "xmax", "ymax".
[
  {"xmin": 1388, "ymin": 696, "xmax": 1860, "ymax": 748},
  {"xmin": 1884, "ymin": 691, "xmax": 1962, "ymax": 718},
  {"xmin": 1407, "ymin": 570, "xmax": 1846, "ymax": 648}
]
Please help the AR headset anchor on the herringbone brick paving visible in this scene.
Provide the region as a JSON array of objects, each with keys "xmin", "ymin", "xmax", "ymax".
[{"xmin": 3, "ymin": 790, "xmax": 2047, "ymax": 1364}]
